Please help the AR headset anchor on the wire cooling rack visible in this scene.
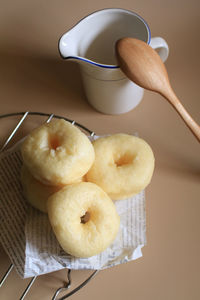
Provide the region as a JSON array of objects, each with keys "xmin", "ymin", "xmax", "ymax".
[{"xmin": 0, "ymin": 111, "xmax": 98, "ymax": 300}]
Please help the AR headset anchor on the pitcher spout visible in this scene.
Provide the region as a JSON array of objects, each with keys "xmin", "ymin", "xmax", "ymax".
[
  {"xmin": 58, "ymin": 11, "xmax": 120, "ymax": 68},
  {"xmin": 58, "ymin": 30, "xmax": 79, "ymax": 59}
]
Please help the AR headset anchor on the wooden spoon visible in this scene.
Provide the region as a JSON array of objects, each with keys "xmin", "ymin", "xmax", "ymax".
[{"xmin": 115, "ymin": 37, "xmax": 200, "ymax": 142}]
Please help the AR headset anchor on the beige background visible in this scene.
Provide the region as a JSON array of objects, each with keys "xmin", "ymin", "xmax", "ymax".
[{"xmin": 0, "ymin": 0, "xmax": 200, "ymax": 299}]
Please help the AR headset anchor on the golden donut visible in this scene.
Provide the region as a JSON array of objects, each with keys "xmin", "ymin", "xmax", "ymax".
[
  {"xmin": 21, "ymin": 119, "xmax": 95, "ymax": 186},
  {"xmin": 47, "ymin": 182, "xmax": 120, "ymax": 258},
  {"xmin": 21, "ymin": 165, "xmax": 62, "ymax": 213},
  {"xmin": 86, "ymin": 134, "xmax": 155, "ymax": 200}
]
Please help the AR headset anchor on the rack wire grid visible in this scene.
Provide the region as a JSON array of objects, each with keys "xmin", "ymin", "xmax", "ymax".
[{"xmin": 0, "ymin": 111, "xmax": 99, "ymax": 300}]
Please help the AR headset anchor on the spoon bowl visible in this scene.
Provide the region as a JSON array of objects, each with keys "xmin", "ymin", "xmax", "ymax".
[{"xmin": 115, "ymin": 37, "xmax": 200, "ymax": 142}]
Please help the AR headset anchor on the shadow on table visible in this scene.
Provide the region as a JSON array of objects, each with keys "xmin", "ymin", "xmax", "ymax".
[{"xmin": 0, "ymin": 49, "xmax": 94, "ymax": 113}]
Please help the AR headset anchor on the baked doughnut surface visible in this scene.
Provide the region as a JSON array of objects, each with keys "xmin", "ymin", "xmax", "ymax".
[
  {"xmin": 21, "ymin": 119, "xmax": 95, "ymax": 186},
  {"xmin": 21, "ymin": 165, "xmax": 61, "ymax": 213},
  {"xmin": 86, "ymin": 134, "xmax": 155, "ymax": 200},
  {"xmin": 47, "ymin": 182, "xmax": 120, "ymax": 258}
]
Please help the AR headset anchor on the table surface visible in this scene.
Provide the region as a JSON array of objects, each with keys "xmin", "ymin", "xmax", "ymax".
[{"xmin": 0, "ymin": 1, "xmax": 200, "ymax": 300}]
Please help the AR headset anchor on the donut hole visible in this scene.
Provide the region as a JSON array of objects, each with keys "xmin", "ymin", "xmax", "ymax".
[
  {"xmin": 80, "ymin": 211, "xmax": 91, "ymax": 224},
  {"xmin": 49, "ymin": 135, "xmax": 60, "ymax": 150},
  {"xmin": 114, "ymin": 153, "xmax": 134, "ymax": 167}
]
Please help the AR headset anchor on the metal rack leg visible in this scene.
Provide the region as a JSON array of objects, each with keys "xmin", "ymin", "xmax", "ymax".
[
  {"xmin": 0, "ymin": 111, "xmax": 29, "ymax": 151},
  {"xmin": 19, "ymin": 277, "xmax": 37, "ymax": 300},
  {"xmin": 53, "ymin": 270, "xmax": 99, "ymax": 300},
  {"xmin": 0, "ymin": 264, "xmax": 14, "ymax": 288}
]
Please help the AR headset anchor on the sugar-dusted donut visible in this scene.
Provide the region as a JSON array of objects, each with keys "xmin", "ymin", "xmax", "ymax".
[
  {"xmin": 21, "ymin": 119, "xmax": 95, "ymax": 186},
  {"xmin": 86, "ymin": 134, "xmax": 155, "ymax": 200},
  {"xmin": 47, "ymin": 182, "xmax": 120, "ymax": 258}
]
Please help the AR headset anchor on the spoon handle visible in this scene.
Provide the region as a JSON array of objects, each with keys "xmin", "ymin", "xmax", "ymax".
[{"xmin": 161, "ymin": 88, "xmax": 200, "ymax": 142}]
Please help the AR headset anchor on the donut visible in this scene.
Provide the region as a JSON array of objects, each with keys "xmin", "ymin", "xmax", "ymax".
[
  {"xmin": 21, "ymin": 165, "xmax": 62, "ymax": 213},
  {"xmin": 21, "ymin": 119, "xmax": 95, "ymax": 186},
  {"xmin": 21, "ymin": 165, "xmax": 84, "ymax": 213},
  {"xmin": 47, "ymin": 182, "xmax": 120, "ymax": 258},
  {"xmin": 86, "ymin": 134, "xmax": 155, "ymax": 200}
]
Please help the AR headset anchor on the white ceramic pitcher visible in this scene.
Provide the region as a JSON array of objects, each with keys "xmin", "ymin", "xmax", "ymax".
[{"xmin": 59, "ymin": 8, "xmax": 169, "ymax": 114}]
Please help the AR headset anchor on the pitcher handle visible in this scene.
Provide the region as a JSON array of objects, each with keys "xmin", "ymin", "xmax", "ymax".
[{"xmin": 150, "ymin": 37, "xmax": 169, "ymax": 62}]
